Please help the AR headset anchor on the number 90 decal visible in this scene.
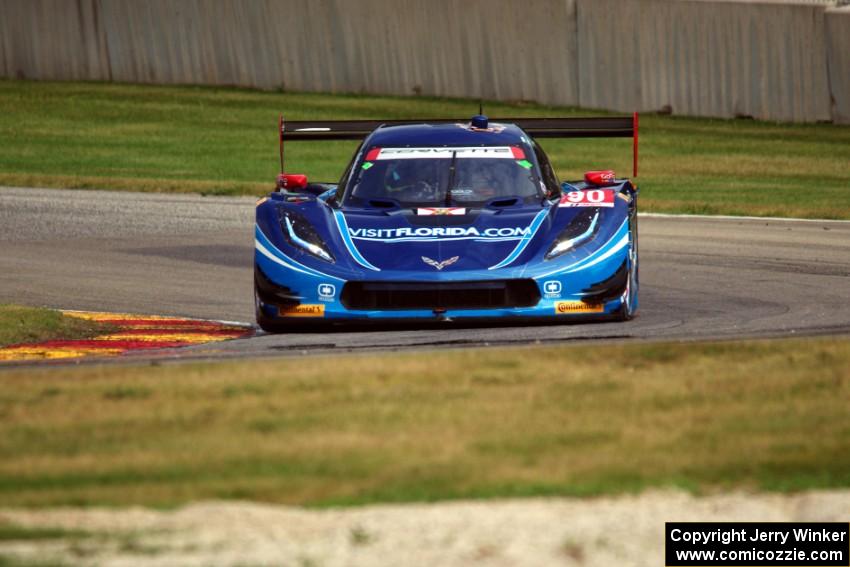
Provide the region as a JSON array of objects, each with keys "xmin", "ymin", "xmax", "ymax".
[{"xmin": 558, "ymin": 189, "xmax": 616, "ymax": 208}]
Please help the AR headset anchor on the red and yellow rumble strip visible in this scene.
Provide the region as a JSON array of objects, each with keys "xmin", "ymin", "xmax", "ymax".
[{"xmin": 0, "ymin": 311, "xmax": 253, "ymax": 362}]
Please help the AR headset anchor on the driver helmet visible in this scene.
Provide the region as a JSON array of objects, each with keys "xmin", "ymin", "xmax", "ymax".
[
  {"xmin": 465, "ymin": 161, "xmax": 514, "ymax": 197},
  {"xmin": 388, "ymin": 159, "xmax": 436, "ymax": 187}
]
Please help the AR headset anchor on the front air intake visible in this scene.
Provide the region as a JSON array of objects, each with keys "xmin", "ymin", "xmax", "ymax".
[{"xmin": 341, "ymin": 280, "xmax": 541, "ymax": 310}]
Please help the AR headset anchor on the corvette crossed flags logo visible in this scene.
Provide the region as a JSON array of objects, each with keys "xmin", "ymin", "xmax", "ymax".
[{"xmin": 421, "ymin": 256, "xmax": 460, "ymax": 270}]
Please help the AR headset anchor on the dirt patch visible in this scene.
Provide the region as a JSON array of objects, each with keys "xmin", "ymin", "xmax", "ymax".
[{"xmin": 0, "ymin": 489, "xmax": 847, "ymax": 566}]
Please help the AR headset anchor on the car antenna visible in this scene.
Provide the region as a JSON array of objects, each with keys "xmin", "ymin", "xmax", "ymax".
[
  {"xmin": 478, "ymin": 99, "xmax": 483, "ymax": 116},
  {"xmin": 278, "ymin": 114, "xmax": 285, "ymax": 174}
]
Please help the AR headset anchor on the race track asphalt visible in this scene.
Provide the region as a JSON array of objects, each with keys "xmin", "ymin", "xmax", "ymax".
[{"xmin": 1, "ymin": 187, "xmax": 849, "ymax": 360}]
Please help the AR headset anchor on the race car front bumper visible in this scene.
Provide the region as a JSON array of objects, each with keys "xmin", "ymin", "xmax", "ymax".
[
  {"xmin": 254, "ymin": 216, "xmax": 636, "ymax": 325},
  {"xmin": 255, "ymin": 264, "xmax": 629, "ymax": 325}
]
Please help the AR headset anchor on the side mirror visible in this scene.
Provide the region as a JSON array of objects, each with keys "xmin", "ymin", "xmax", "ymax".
[
  {"xmin": 584, "ymin": 170, "xmax": 617, "ymax": 186},
  {"xmin": 276, "ymin": 173, "xmax": 308, "ymax": 191}
]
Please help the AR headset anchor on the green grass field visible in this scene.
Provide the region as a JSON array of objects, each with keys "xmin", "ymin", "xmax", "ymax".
[
  {"xmin": 1, "ymin": 80, "xmax": 849, "ymax": 218},
  {"xmin": 0, "ymin": 306, "xmax": 112, "ymax": 349},
  {"xmin": 0, "ymin": 336, "xmax": 847, "ymax": 508}
]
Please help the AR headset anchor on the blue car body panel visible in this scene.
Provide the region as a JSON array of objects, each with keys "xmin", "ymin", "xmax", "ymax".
[{"xmin": 254, "ymin": 119, "xmax": 638, "ymax": 326}]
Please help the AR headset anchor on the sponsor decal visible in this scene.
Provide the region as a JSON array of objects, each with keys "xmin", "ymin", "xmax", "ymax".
[
  {"xmin": 417, "ymin": 207, "xmax": 467, "ymax": 216},
  {"xmin": 373, "ymin": 147, "xmax": 517, "ymax": 160},
  {"xmin": 279, "ymin": 304, "xmax": 325, "ymax": 317},
  {"xmin": 349, "ymin": 225, "xmax": 531, "ymax": 242},
  {"xmin": 318, "ymin": 283, "xmax": 336, "ymax": 301},
  {"xmin": 361, "ymin": 162, "xmax": 374, "ymax": 170},
  {"xmin": 559, "ymin": 189, "xmax": 616, "ymax": 208},
  {"xmin": 421, "ymin": 256, "xmax": 460, "ymax": 270},
  {"xmin": 543, "ymin": 280, "xmax": 562, "ymax": 298},
  {"xmin": 554, "ymin": 301, "xmax": 605, "ymax": 314},
  {"xmin": 516, "ymin": 159, "xmax": 533, "ymax": 169}
]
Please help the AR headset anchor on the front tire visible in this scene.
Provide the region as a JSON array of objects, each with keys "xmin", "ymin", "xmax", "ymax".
[
  {"xmin": 613, "ymin": 299, "xmax": 634, "ymax": 322},
  {"xmin": 255, "ymin": 289, "xmax": 288, "ymax": 333},
  {"xmin": 614, "ymin": 218, "xmax": 639, "ymax": 322}
]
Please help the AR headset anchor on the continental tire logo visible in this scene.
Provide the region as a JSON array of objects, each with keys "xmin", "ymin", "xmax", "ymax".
[
  {"xmin": 279, "ymin": 304, "xmax": 325, "ymax": 317},
  {"xmin": 554, "ymin": 301, "xmax": 604, "ymax": 314}
]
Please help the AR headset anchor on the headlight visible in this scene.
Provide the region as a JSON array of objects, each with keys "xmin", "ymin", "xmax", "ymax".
[
  {"xmin": 545, "ymin": 210, "xmax": 600, "ymax": 260},
  {"xmin": 280, "ymin": 210, "xmax": 335, "ymax": 263}
]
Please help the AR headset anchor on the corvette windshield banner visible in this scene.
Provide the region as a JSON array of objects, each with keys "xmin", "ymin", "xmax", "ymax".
[{"xmin": 372, "ymin": 146, "xmax": 522, "ymax": 160}]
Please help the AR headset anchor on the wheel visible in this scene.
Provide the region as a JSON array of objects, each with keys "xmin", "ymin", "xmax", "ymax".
[
  {"xmin": 613, "ymin": 215, "xmax": 639, "ymax": 322},
  {"xmin": 254, "ymin": 289, "xmax": 288, "ymax": 333},
  {"xmin": 613, "ymin": 295, "xmax": 634, "ymax": 322},
  {"xmin": 256, "ymin": 310, "xmax": 288, "ymax": 333},
  {"xmin": 613, "ymin": 273, "xmax": 637, "ymax": 321}
]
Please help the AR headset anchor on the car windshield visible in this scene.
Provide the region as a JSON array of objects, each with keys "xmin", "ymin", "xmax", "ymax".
[{"xmin": 345, "ymin": 146, "xmax": 542, "ymax": 207}]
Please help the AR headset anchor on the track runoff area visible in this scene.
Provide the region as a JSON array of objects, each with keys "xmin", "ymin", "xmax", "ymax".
[
  {"xmin": 1, "ymin": 195, "xmax": 849, "ymax": 566},
  {"xmin": 0, "ymin": 185, "xmax": 849, "ymax": 363}
]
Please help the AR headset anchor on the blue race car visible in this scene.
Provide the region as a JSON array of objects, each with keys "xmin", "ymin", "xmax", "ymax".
[{"xmin": 255, "ymin": 114, "xmax": 639, "ymax": 331}]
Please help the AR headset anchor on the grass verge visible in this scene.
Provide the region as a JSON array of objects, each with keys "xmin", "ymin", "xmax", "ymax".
[
  {"xmin": 0, "ymin": 557, "xmax": 68, "ymax": 567},
  {"xmin": 0, "ymin": 336, "xmax": 847, "ymax": 508},
  {"xmin": 0, "ymin": 306, "xmax": 113, "ymax": 349},
  {"xmin": 1, "ymin": 80, "xmax": 849, "ymax": 218},
  {"xmin": 0, "ymin": 524, "xmax": 90, "ymax": 543},
  {"xmin": 0, "ymin": 522, "xmax": 120, "ymax": 567}
]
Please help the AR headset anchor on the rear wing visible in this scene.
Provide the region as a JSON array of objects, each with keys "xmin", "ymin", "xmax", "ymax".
[{"xmin": 278, "ymin": 113, "xmax": 639, "ymax": 177}]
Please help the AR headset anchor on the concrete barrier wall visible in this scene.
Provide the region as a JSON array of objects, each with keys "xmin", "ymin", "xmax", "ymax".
[
  {"xmin": 0, "ymin": 0, "xmax": 109, "ymax": 81},
  {"xmin": 0, "ymin": 0, "xmax": 848, "ymax": 123},
  {"xmin": 577, "ymin": 0, "xmax": 833, "ymax": 122},
  {"xmin": 826, "ymin": 6, "xmax": 850, "ymax": 123},
  {"xmin": 0, "ymin": 0, "xmax": 579, "ymax": 105}
]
